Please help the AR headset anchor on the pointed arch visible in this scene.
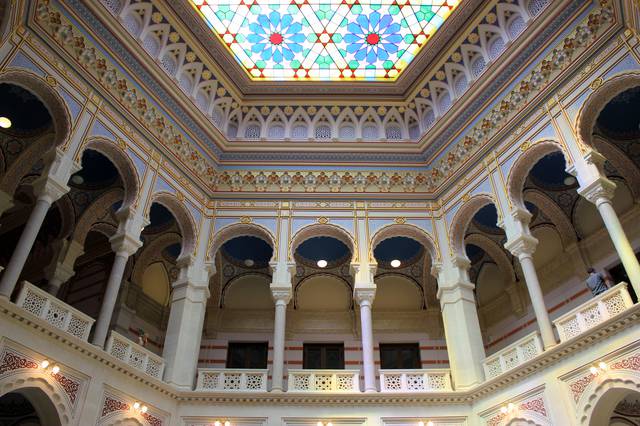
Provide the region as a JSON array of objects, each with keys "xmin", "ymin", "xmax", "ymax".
[
  {"xmin": 576, "ymin": 73, "xmax": 640, "ymax": 150},
  {"xmin": 506, "ymin": 140, "xmax": 569, "ymax": 210},
  {"xmin": 448, "ymin": 194, "xmax": 497, "ymax": 258},
  {"xmin": 464, "ymin": 233, "xmax": 516, "ymax": 283},
  {"xmin": 208, "ymin": 222, "xmax": 275, "ymax": 261},
  {"xmin": 81, "ymin": 137, "xmax": 140, "ymax": 209},
  {"xmin": 523, "ymin": 189, "xmax": 578, "ymax": 248},
  {"xmin": 72, "ymin": 188, "xmax": 124, "ymax": 246},
  {"xmin": 370, "ymin": 223, "xmax": 439, "ymax": 264},
  {"xmin": 149, "ymin": 192, "xmax": 197, "ymax": 259},
  {"xmin": 132, "ymin": 231, "xmax": 182, "ymax": 285},
  {"xmin": 0, "ymin": 70, "xmax": 72, "ymax": 148},
  {"xmin": 290, "ymin": 223, "xmax": 355, "ymax": 262},
  {"xmin": 288, "ymin": 107, "xmax": 311, "ymax": 139}
]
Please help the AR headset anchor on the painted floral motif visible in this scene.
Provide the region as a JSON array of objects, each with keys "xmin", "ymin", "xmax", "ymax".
[{"xmin": 0, "ymin": 351, "xmax": 38, "ymax": 375}]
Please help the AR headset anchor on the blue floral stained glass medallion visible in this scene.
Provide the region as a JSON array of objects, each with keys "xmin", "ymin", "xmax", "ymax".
[{"xmin": 190, "ymin": 0, "xmax": 460, "ymax": 81}]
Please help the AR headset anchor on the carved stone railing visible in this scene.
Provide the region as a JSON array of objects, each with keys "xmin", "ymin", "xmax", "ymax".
[
  {"xmin": 287, "ymin": 369, "xmax": 360, "ymax": 392},
  {"xmin": 553, "ymin": 282, "xmax": 634, "ymax": 343},
  {"xmin": 105, "ymin": 331, "xmax": 165, "ymax": 379},
  {"xmin": 16, "ymin": 281, "xmax": 94, "ymax": 341},
  {"xmin": 483, "ymin": 331, "xmax": 544, "ymax": 379},
  {"xmin": 379, "ymin": 369, "xmax": 452, "ymax": 392},
  {"xmin": 196, "ymin": 369, "xmax": 268, "ymax": 392}
]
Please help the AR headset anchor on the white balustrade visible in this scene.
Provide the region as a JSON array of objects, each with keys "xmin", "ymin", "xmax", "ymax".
[
  {"xmin": 553, "ymin": 282, "xmax": 634, "ymax": 343},
  {"xmin": 196, "ymin": 369, "xmax": 268, "ymax": 392},
  {"xmin": 379, "ymin": 369, "xmax": 452, "ymax": 392},
  {"xmin": 287, "ymin": 369, "xmax": 360, "ymax": 392},
  {"xmin": 483, "ymin": 331, "xmax": 544, "ymax": 379},
  {"xmin": 16, "ymin": 281, "xmax": 94, "ymax": 341},
  {"xmin": 105, "ymin": 331, "xmax": 165, "ymax": 379}
]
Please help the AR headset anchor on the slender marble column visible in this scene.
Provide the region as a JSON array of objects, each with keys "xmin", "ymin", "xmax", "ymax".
[
  {"xmin": 270, "ymin": 288, "xmax": 291, "ymax": 392},
  {"xmin": 355, "ymin": 287, "xmax": 376, "ymax": 392},
  {"xmin": 0, "ymin": 180, "xmax": 68, "ymax": 298},
  {"xmin": 580, "ymin": 179, "xmax": 640, "ymax": 297},
  {"xmin": 92, "ymin": 233, "xmax": 141, "ymax": 347},
  {"xmin": 506, "ymin": 235, "xmax": 557, "ymax": 349}
]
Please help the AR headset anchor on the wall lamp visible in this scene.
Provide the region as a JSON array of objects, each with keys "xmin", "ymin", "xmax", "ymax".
[
  {"xmin": 132, "ymin": 401, "xmax": 148, "ymax": 414},
  {"xmin": 40, "ymin": 360, "xmax": 61, "ymax": 375},
  {"xmin": 500, "ymin": 402, "xmax": 516, "ymax": 414},
  {"xmin": 317, "ymin": 422, "xmax": 333, "ymax": 426},
  {"xmin": 418, "ymin": 421, "xmax": 434, "ymax": 426},
  {"xmin": 589, "ymin": 361, "xmax": 608, "ymax": 375},
  {"xmin": 213, "ymin": 421, "xmax": 231, "ymax": 426}
]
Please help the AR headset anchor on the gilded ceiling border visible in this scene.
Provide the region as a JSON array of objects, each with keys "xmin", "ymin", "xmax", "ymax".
[{"xmin": 29, "ymin": 0, "xmax": 617, "ymax": 196}]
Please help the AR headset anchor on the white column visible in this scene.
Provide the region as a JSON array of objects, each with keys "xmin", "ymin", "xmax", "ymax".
[
  {"xmin": 270, "ymin": 288, "xmax": 291, "ymax": 392},
  {"xmin": 92, "ymin": 232, "xmax": 142, "ymax": 347},
  {"xmin": 580, "ymin": 178, "xmax": 640, "ymax": 297},
  {"xmin": 162, "ymin": 257, "xmax": 213, "ymax": 390},
  {"xmin": 355, "ymin": 287, "xmax": 376, "ymax": 392},
  {"xmin": 437, "ymin": 258, "xmax": 485, "ymax": 389},
  {"xmin": 505, "ymin": 234, "xmax": 557, "ymax": 349},
  {"xmin": 45, "ymin": 239, "xmax": 85, "ymax": 296},
  {"xmin": 0, "ymin": 179, "xmax": 68, "ymax": 298}
]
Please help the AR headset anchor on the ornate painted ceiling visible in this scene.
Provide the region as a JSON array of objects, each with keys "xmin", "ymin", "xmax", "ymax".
[{"xmin": 189, "ymin": 0, "xmax": 459, "ymax": 82}]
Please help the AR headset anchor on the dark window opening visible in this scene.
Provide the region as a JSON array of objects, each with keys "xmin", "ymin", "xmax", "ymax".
[
  {"xmin": 226, "ymin": 342, "xmax": 268, "ymax": 369},
  {"xmin": 379, "ymin": 343, "xmax": 421, "ymax": 369},
  {"xmin": 303, "ymin": 343, "xmax": 345, "ymax": 369}
]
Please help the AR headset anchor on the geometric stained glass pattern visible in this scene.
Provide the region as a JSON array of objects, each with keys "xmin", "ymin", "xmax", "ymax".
[{"xmin": 190, "ymin": 0, "xmax": 460, "ymax": 81}]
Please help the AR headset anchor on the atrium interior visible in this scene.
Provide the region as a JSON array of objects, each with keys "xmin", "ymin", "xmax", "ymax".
[{"xmin": 0, "ymin": 0, "xmax": 640, "ymax": 425}]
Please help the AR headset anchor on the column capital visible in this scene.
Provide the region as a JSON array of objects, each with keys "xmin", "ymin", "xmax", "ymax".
[
  {"xmin": 437, "ymin": 280, "xmax": 475, "ymax": 305},
  {"xmin": 354, "ymin": 286, "xmax": 376, "ymax": 306},
  {"xmin": 269, "ymin": 261, "xmax": 296, "ymax": 286},
  {"xmin": 270, "ymin": 286, "xmax": 292, "ymax": 304},
  {"xmin": 350, "ymin": 262, "xmax": 377, "ymax": 285},
  {"xmin": 510, "ymin": 206, "xmax": 533, "ymax": 225},
  {"xmin": 109, "ymin": 231, "xmax": 143, "ymax": 257},
  {"xmin": 171, "ymin": 278, "xmax": 210, "ymax": 303},
  {"xmin": 505, "ymin": 234, "xmax": 538, "ymax": 259},
  {"xmin": 578, "ymin": 176, "xmax": 616, "ymax": 207},
  {"xmin": 32, "ymin": 174, "xmax": 70, "ymax": 205}
]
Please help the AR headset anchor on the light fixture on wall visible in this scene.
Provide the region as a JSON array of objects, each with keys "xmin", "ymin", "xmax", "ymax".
[
  {"xmin": 390, "ymin": 259, "xmax": 401, "ymax": 268},
  {"xmin": 213, "ymin": 421, "xmax": 231, "ymax": 426},
  {"xmin": 417, "ymin": 421, "xmax": 434, "ymax": 426},
  {"xmin": 70, "ymin": 174, "xmax": 84, "ymax": 185},
  {"xmin": 590, "ymin": 361, "xmax": 608, "ymax": 375},
  {"xmin": 244, "ymin": 259, "xmax": 255, "ymax": 267},
  {"xmin": 317, "ymin": 259, "xmax": 328, "ymax": 268},
  {"xmin": 132, "ymin": 401, "xmax": 148, "ymax": 414},
  {"xmin": 317, "ymin": 422, "xmax": 333, "ymax": 426},
  {"xmin": 0, "ymin": 116, "xmax": 12, "ymax": 129},
  {"xmin": 563, "ymin": 175, "xmax": 577, "ymax": 185},
  {"xmin": 500, "ymin": 402, "xmax": 516, "ymax": 414},
  {"xmin": 40, "ymin": 359, "xmax": 60, "ymax": 375}
]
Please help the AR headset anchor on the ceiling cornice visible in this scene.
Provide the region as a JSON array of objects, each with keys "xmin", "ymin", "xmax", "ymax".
[{"xmin": 166, "ymin": 0, "xmax": 485, "ymax": 99}]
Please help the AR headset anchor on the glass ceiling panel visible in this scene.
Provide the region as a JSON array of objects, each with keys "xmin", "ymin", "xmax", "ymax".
[{"xmin": 190, "ymin": 0, "xmax": 460, "ymax": 81}]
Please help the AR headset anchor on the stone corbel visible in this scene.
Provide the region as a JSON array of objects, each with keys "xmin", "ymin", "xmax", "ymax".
[
  {"xmin": 350, "ymin": 262, "xmax": 378, "ymax": 286},
  {"xmin": 354, "ymin": 285, "xmax": 376, "ymax": 306},
  {"xmin": 269, "ymin": 261, "xmax": 296, "ymax": 288}
]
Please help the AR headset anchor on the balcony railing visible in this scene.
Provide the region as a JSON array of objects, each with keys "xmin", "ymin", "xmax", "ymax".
[
  {"xmin": 553, "ymin": 282, "xmax": 634, "ymax": 343},
  {"xmin": 196, "ymin": 369, "xmax": 269, "ymax": 392},
  {"xmin": 483, "ymin": 331, "xmax": 544, "ymax": 379},
  {"xmin": 379, "ymin": 369, "xmax": 452, "ymax": 392},
  {"xmin": 16, "ymin": 281, "xmax": 94, "ymax": 341},
  {"xmin": 287, "ymin": 369, "xmax": 360, "ymax": 392},
  {"xmin": 105, "ymin": 331, "xmax": 165, "ymax": 379}
]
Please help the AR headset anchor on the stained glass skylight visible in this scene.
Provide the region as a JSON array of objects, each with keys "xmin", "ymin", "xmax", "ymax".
[{"xmin": 190, "ymin": 0, "xmax": 460, "ymax": 81}]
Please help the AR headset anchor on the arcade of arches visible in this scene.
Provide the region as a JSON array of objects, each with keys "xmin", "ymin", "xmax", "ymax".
[{"xmin": 0, "ymin": 0, "xmax": 640, "ymax": 425}]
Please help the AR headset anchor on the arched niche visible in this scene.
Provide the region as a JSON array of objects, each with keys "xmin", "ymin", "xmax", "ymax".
[
  {"xmin": 372, "ymin": 274, "xmax": 423, "ymax": 311},
  {"xmin": 141, "ymin": 261, "xmax": 170, "ymax": 306},
  {"xmin": 449, "ymin": 194, "xmax": 497, "ymax": 258},
  {"xmin": 209, "ymin": 222, "xmax": 275, "ymax": 262},
  {"xmin": 223, "ymin": 273, "xmax": 273, "ymax": 310},
  {"xmin": 295, "ymin": 274, "xmax": 352, "ymax": 311},
  {"xmin": 148, "ymin": 193, "xmax": 196, "ymax": 259},
  {"xmin": 370, "ymin": 223, "xmax": 439, "ymax": 264}
]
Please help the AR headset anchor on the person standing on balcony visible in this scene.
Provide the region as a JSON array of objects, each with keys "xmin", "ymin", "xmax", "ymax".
[{"xmin": 585, "ymin": 268, "xmax": 612, "ymax": 297}]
